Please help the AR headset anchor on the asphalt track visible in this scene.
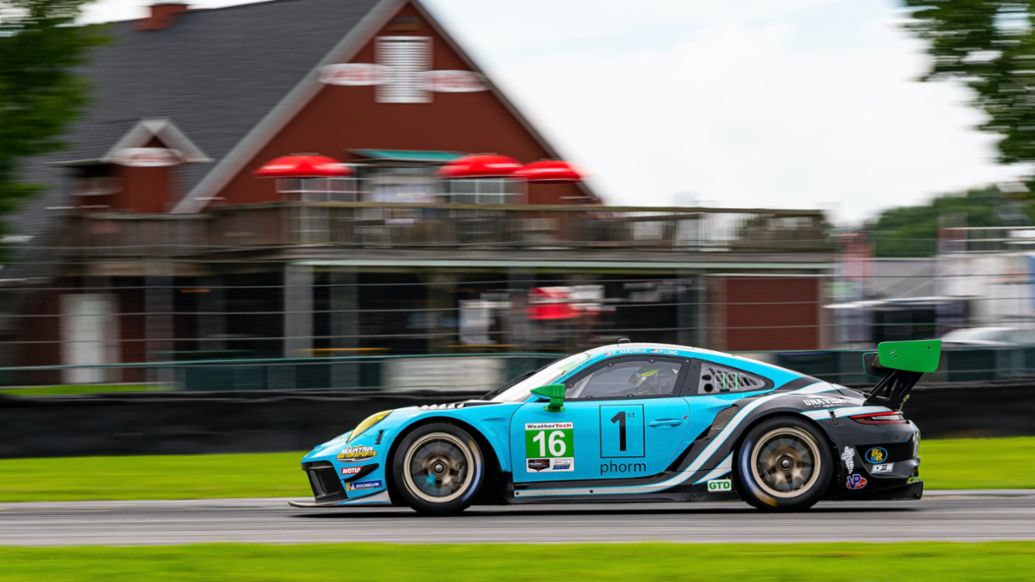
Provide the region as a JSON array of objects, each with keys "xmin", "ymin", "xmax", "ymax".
[{"xmin": 0, "ymin": 491, "xmax": 1033, "ymax": 546}]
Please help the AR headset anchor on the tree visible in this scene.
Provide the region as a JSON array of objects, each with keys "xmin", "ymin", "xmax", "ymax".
[
  {"xmin": 902, "ymin": 1, "xmax": 1035, "ymax": 179},
  {"xmin": 868, "ymin": 185, "xmax": 1010, "ymax": 257},
  {"xmin": 0, "ymin": 0, "xmax": 104, "ymax": 246}
]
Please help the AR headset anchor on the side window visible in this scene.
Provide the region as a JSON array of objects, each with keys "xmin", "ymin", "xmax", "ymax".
[
  {"xmin": 566, "ymin": 358, "xmax": 683, "ymax": 400},
  {"xmin": 696, "ymin": 361, "xmax": 769, "ymax": 394}
]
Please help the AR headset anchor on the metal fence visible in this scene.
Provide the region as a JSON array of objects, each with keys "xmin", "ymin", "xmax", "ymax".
[{"xmin": 6, "ymin": 206, "xmax": 1035, "ymax": 394}]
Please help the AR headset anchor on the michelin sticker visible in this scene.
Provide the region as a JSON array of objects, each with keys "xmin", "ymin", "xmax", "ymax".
[
  {"xmin": 840, "ymin": 446, "xmax": 855, "ymax": 473},
  {"xmin": 525, "ymin": 422, "xmax": 575, "ymax": 472},
  {"xmin": 346, "ymin": 480, "xmax": 383, "ymax": 491}
]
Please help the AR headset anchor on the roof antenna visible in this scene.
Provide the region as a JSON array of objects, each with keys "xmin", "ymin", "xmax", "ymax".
[{"xmin": 617, "ymin": 337, "xmax": 631, "ymax": 344}]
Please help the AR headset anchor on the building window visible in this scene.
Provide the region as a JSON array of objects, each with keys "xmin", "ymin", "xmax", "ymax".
[
  {"xmin": 277, "ymin": 177, "xmax": 359, "ymax": 202},
  {"xmin": 443, "ymin": 178, "xmax": 520, "ymax": 205},
  {"xmin": 376, "ymin": 36, "xmax": 431, "ymax": 104},
  {"xmin": 367, "ymin": 166, "xmax": 436, "ymax": 204}
]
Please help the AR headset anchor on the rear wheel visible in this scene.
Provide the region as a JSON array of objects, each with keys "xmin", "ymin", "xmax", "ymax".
[
  {"xmin": 392, "ymin": 423, "xmax": 485, "ymax": 515},
  {"xmin": 734, "ymin": 417, "xmax": 831, "ymax": 511}
]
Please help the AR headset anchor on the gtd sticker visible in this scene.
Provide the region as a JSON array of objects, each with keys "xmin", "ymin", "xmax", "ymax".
[
  {"xmin": 865, "ymin": 447, "xmax": 888, "ymax": 464},
  {"xmin": 524, "ymin": 422, "xmax": 574, "ymax": 473},
  {"xmin": 707, "ymin": 479, "xmax": 732, "ymax": 492}
]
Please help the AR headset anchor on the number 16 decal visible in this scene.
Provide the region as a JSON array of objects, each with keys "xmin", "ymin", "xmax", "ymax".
[{"xmin": 599, "ymin": 404, "xmax": 645, "ymax": 458}]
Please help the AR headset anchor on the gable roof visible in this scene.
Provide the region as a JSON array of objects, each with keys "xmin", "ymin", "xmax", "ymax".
[
  {"xmin": 6, "ymin": 0, "xmax": 594, "ymax": 239},
  {"xmin": 8, "ymin": 0, "xmax": 383, "ymax": 239},
  {"xmin": 102, "ymin": 118, "xmax": 211, "ymax": 164}
]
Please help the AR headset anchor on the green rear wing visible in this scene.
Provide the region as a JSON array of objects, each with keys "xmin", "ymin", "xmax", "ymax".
[{"xmin": 863, "ymin": 340, "xmax": 941, "ymax": 410}]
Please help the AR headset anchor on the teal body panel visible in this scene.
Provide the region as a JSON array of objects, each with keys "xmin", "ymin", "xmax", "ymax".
[{"xmin": 299, "ymin": 344, "xmax": 818, "ymax": 502}]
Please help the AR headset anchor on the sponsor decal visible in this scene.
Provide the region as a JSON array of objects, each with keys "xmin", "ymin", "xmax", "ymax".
[
  {"xmin": 319, "ymin": 63, "xmax": 388, "ymax": 86},
  {"xmin": 865, "ymin": 447, "xmax": 889, "ymax": 464},
  {"xmin": 802, "ymin": 397, "xmax": 849, "ymax": 408},
  {"xmin": 707, "ymin": 479, "xmax": 733, "ymax": 492},
  {"xmin": 871, "ymin": 463, "xmax": 894, "ymax": 474},
  {"xmin": 526, "ymin": 458, "xmax": 551, "ymax": 472},
  {"xmin": 417, "ymin": 70, "xmax": 486, "ymax": 93},
  {"xmin": 346, "ymin": 480, "xmax": 383, "ymax": 491},
  {"xmin": 599, "ymin": 460, "xmax": 647, "ymax": 475},
  {"xmin": 113, "ymin": 147, "xmax": 181, "ymax": 167},
  {"xmin": 845, "ymin": 474, "xmax": 868, "ymax": 490},
  {"xmin": 840, "ymin": 446, "xmax": 855, "ymax": 473},
  {"xmin": 551, "ymin": 459, "xmax": 574, "ymax": 472},
  {"xmin": 340, "ymin": 466, "xmax": 363, "ymax": 476},
  {"xmin": 525, "ymin": 422, "xmax": 575, "ymax": 473},
  {"xmin": 337, "ymin": 445, "xmax": 377, "ymax": 462}
]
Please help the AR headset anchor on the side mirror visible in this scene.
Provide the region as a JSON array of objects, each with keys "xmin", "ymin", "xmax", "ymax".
[{"xmin": 530, "ymin": 384, "xmax": 566, "ymax": 412}]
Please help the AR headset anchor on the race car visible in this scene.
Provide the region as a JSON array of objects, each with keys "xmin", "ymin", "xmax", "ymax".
[{"xmin": 293, "ymin": 339, "xmax": 939, "ymax": 514}]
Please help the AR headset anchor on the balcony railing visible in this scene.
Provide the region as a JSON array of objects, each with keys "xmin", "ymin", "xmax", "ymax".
[{"xmin": 62, "ymin": 202, "xmax": 832, "ymax": 257}]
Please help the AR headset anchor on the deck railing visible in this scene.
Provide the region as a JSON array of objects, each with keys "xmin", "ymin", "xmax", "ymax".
[{"xmin": 62, "ymin": 202, "xmax": 832, "ymax": 256}]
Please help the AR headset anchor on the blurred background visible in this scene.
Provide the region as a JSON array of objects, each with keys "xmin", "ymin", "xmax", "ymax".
[{"xmin": 4, "ymin": 0, "xmax": 1035, "ymax": 455}]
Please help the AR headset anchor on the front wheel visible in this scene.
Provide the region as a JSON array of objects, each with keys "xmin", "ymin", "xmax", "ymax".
[
  {"xmin": 392, "ymin": 423, "xmax": 485, "ymax": 515},
  {"xmin": 734, "ymin": 417, "xmax": 831, "ymax": 511}
]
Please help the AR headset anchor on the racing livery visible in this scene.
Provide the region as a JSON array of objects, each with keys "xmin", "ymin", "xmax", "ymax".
[{"xmin": 293, "ymin": 339, "xmax": 939, "ymax": 513}]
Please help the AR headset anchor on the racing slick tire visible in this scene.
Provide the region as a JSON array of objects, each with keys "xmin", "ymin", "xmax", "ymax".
[
  {"xmin": 392, "ymin": 422, "xmax": 485, "ymax": 515},
  {"xmin": 734, "ymin": 416, "xmax": 832, "ymax": 512}
]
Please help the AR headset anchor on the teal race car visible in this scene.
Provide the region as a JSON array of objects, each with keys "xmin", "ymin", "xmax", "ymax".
[{"xmin": 292, "ymin": 340, "xmax": 938, "ymax": 514}]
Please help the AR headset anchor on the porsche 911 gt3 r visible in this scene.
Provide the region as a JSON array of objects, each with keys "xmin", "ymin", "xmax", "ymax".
[{"xmin": 292, "ymin": 339, "xmax": 939, "ymax": 514}]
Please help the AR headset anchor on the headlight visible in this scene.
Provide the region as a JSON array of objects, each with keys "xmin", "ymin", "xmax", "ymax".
[{"xmin": 347, "ymin": 410, "xmax": 391, "ymax": 442}]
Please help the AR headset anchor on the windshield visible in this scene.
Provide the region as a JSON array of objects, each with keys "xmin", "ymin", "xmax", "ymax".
[{"xmin": 485, "ymin": 352, "xmax": 591, "ymax": 403}]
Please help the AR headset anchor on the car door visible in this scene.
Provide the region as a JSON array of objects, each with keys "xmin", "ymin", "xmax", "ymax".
[{"xmin": 510, "ymin": 355, "xmax": 691, "ymax": 484}]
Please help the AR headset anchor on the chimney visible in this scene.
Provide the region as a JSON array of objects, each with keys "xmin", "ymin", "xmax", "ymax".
[{"xmin": 138, "ymin": 2, "xmax": 189, "ymax": 31}]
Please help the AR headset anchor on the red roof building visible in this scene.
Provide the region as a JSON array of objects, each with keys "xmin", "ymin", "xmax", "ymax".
[{"xmin": 0, "ymin": 0, "xmax": 833, "ymax": 388}]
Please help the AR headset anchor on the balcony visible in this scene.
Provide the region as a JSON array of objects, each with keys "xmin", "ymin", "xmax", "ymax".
[{"xmin": 62, "ymin": 202, "xmax": 833, "ymax": 258}]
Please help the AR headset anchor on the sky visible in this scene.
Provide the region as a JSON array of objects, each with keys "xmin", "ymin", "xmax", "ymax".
[{"xmin": 81, "ymin": 0, "xmax": 1024, "ymax": 224}]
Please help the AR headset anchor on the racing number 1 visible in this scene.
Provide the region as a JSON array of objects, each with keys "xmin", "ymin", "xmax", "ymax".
[
  {"xmin": 610, "ymin": 411, "xmax": 627, "ymax": 452},
  {"xmin": 599, "ymin": 404, "xmax": 644, "ymax": 458}
]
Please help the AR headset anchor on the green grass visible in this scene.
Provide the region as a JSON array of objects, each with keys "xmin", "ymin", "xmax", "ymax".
[
  {"xmin": 0, "ymin": 542, "xmax": 1034, "ymax": 581},
  {"xmin": 0, "ymin": 437, "xmax": 1032, "ymax": 503},
  {"xmin": 919, "ymin": 436, "xmax": 1035, "ymax": 490},
  {"xmin": 0, "ymin": 384, "xmax": 164, "ymax": 397},
  {"xmin": 0, "ymin": 452, "xmax": 308, "ymax": 502}
]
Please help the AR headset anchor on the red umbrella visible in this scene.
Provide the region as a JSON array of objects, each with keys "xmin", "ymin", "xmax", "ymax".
[
  {"xmin": 527, "ymin": 287, "xmax": 579, "ymax": 321},
  {"xmin": 437, "ymin": 154, "xmax": 522, "ymax": 178},
  {"xmin": 514, "ymin": 159, "xmax": 583, "ymax": 183},
  {"xmin": 255, "ymin": 154, "xmax": 352, "ymax": 178}
]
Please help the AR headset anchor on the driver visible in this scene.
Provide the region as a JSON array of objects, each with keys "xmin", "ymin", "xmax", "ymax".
[{"xmin": 629, "ymin": 365, "xmax": 677, "ymax": 396}]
